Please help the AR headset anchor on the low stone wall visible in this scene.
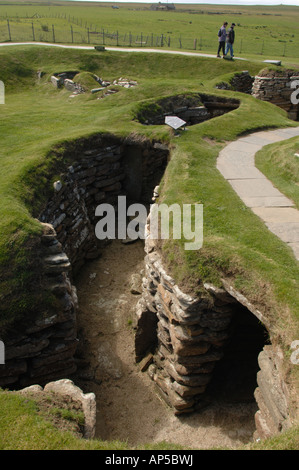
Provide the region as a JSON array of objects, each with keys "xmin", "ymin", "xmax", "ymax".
[
  {"xmin": 216, "ymin": 70, "xmax": 254, "ymax": 94},
  {"xmin": 252, "ymin": 71, "xmax": 299, "ymax": 121}
]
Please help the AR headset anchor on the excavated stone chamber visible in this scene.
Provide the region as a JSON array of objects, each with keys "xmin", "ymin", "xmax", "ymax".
[
  {"xmin": 135, "ymin": 241, "xmax": 269, "ymax": 416},
  {"xmin": 0, "ymin": 134, "xmax": 169, "ymax": 390},
  {"xmin": 134, "ymin": 92, "xmax": 240, "ymax": 127}
]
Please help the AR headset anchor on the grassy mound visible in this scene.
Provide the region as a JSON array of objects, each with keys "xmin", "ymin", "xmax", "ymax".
[{"xmin": 0, "ymin": 45, "xmax": 298, "ymax": 449}]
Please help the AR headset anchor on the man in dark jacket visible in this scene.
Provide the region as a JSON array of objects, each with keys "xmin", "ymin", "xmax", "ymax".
[{"xmin": 225, "ymin": 23, "xmax": 236, "ymax": 58}]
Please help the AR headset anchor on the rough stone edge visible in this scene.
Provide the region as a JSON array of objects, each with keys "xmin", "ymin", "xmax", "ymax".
[{"xmin": 18, "ymin": 378, "xmax": 96, "ymax": 439}]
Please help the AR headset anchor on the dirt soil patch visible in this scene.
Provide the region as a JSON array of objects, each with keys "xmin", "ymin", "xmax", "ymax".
[{"xmin": 72, "ymin": 239, "xmax": 258, "ymax": 449}]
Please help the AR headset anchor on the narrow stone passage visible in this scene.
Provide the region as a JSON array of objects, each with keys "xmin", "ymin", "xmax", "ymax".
[{"xmin": 72, "ymin": 240, "xmax": 259, "ymax": 449}]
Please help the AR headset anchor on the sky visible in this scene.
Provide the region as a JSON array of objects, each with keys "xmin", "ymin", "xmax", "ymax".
[{"xmin": 70, "ymin": 0, "xmax": 299, "ymax": 5}]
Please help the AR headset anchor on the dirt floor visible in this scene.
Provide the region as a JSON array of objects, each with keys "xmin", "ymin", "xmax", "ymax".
[{"xmin": 72, "ymin": 239, "xmax": 258, "ymax": 450}]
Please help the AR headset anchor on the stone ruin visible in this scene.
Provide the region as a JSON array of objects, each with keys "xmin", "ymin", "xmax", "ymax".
[
  {"xmin": 50, "ymin": 71, "xmax": 137, "ymax": 98},
  {"xmin": 135, "ymin": 92, "xmax": 240, "ymax": 127},
  {"xmin": 252, "ymin": 69, "xmax": 299, "ymax": 121},
  {"xmin": 216, "ymin": 69, "xmax": 299, "ymax": 121}
]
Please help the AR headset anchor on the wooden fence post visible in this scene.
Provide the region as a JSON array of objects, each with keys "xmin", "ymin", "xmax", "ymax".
[
  {"xmin": 7, "ymin": 19, "xmax": 11, "ymax": 41},
  {"xmin": 32, "ymin": 22, "xmax": 35, "ymax": 41},
  {"xmin": 52, "ymin": 24, "xmax": 55, "ymax": 43}
]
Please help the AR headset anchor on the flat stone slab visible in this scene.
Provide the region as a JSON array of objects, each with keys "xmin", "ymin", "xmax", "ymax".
[
  {"xmin": 229, "ymin": 178, "xmax": 285, "ymax": 198},
  {"xmin": 225, "ymin": 140, "xmax": 263, "ymax": 154},
  {"xmin": 218, "ymin": 149, "xmax": 256, "ymax": 165},
  {"xmin": 252, "ymin": 207, "xmax": 299, "ymax": 223},
  {"xmin": 218, "ymin": 163, "xmax": 265, "ymax": 180},
  {"xmin": 243, "ymin": 196, "xmax": 294, "ymax": 208},
  {"xmin": 264, "ymin": 222, "xmax": 299, "ymax": 243},
  {"xmin": 263, "ymin": 60, "xmax": 281, "ymax": 66}
]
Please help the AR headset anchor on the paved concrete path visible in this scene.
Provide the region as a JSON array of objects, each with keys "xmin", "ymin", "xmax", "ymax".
[
  {"xmin": 217, "ymin": 127, "xmax": 299, "ymax": 260},
  {"xmin": 0, "ymin": 41, "xmax": 248, "ymax": 61}
]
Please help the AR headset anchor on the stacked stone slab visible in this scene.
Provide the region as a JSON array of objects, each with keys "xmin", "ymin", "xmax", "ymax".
[
  {"xmin": 0, "ymin": 135, "xmax": 169, "ymax": 390},
  {"xmin": 254, "ymin": 345, "xmax": 294, "ymax": 439},
  {"xmin": 216, "ymin": 71, "xmax": 254, "ymax": 95},
  {"xmin": 252, "ymin": 70, "xmax": 299, "ymax": 121},
  {"xmin": 137, "ymin": 93, "xmax": 239, "ymax": 126},
  {"xmin": 135, "ymin": 199, "xmax": 297, "ymax": 432},
  {"xmin": 39, "ymin": 144, "xmax": 125, "ymax": 272},
  {"xmin": 0, "ymin": 223, "xmax": 78, "ymax": 389},
  {"xmin": 135, "ymin": 206, "xmax": 239, "ymax": 415}
]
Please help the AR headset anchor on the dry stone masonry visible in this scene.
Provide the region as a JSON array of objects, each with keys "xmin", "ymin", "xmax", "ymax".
[
  {"xmin": 134, "ymin": 198, "xmax": 297, "ymax": 436},
  {"xmin": 252, "ymin": 70, "xmax": 299, "ymax": 121},
  {"xmin": 0, "ymin": 222, "xmax": 78, "ymax": 389},
  {"xmin": 135, "ymin": 222, "xmax": 238, "ymax": 414},
  {"xmin": 135, "ymin": 93, "xmax": 240, "ymax": 127},
  {"xmin": 0, "ymin": 135, "xmax": 169, "ymax": 390}
]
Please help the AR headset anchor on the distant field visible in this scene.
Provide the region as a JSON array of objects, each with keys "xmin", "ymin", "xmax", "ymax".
[{"xmin": 0, "ymin": 1, "xmax": 298, "ymax": 61}]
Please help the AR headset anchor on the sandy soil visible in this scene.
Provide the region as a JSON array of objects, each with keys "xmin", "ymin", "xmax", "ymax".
[{"xmin": 73, "ymin": 239, "xmax": 257, "ymax": 449}]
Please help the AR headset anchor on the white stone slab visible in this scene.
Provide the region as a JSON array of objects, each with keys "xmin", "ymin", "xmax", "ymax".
[{"xmin": 165, "ymin": 116, "xmax": 186, "ymax": 130}]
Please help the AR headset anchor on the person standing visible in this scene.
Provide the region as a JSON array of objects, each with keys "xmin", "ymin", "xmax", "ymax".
[
  {"xmin": 225, "ymin": 23, "xmax": 236, "ymax": 58},
  {"xmin": 217, "ymin": 21, "xmax": 228, "ymax": 58}
]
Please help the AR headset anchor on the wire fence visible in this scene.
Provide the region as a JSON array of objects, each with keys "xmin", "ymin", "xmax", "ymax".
[{"xmin": 0, "ymin": 19, "xmax": 296, "ymax": 58}]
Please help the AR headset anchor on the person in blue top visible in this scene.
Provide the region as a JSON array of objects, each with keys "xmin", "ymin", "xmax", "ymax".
[
  {"xmin": 217, "ymin": 21, "xmax": 228, "ymax": 58},
  {"xmin": 225, "ymin": 23, "xmax": 236, "ymax": 59}
]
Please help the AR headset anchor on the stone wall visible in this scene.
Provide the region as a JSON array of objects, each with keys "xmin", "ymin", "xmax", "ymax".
[
  {"xmin": 134, "ymin": 200, "xmax": 296, "ymax": 435},
  {"xmin": 0, "ymin": 135, "xmax": 169, "ymax": 390},
  {"xmin": 216, "ymin": 70, "xmax": 254, "ymax": 94},
  {"xmin": 254, "ymin": 346, "xmax": 294, "ymax": 439},
  {"xmin": 252, "ymin": 71, "xmax": 299, "ymax": 121},
  {"xmin": 0, "ymin": 222, "xmax": 78, "ymax": 389},
  {"xmin": 136, "ymin": 93, "xmax": 240, "ymax": 126},
  {"xmin": 135, "ymin": 205, "xmax": 240, "ymax": 414}
]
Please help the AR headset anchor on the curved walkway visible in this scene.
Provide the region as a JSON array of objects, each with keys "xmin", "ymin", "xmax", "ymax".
[
  {"xmin": 0, "ymin": 41, "xmax": 247, "ymax": 60},
  {"xmin": 217, "ymin": 127, "xmax": 299, "ymax": 260}
]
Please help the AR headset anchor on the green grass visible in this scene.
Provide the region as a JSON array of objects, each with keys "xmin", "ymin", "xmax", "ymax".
[
  {"xmin": 0, "ymin": 43, "xmax": 298, "ymax": 450},
  {"xmin": 0, "ymin": 2, "xmax": 298, "ymax": 64},
  {"xmin": 0, "ymin": 45, "xmax": 298, "ymax": 333},
  {"xmin": 0, "ymin": 389, "xmax": 298, "ymax": 450}
]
